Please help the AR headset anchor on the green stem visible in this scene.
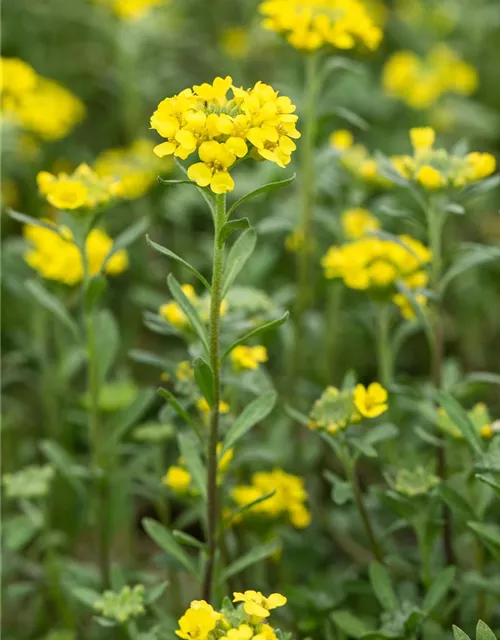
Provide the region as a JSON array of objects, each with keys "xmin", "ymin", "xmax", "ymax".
[
  {"xmin": 376, "ymin": 304, "xmax": 393, "ymax": 388},
  {"xmin": 202, "ymin": 194, "xmax": 226, "ymax": 603},
  {"xmin": 346, "ymin": 457, "xmax": 384, "ymax": 563},
  {"xmin": 291, "ymin": 52, "xmax": 319, "ymax": 387},
  {"xmin": 415, "ymin": 522, "xmax": 431, "ymax": 589},
  {"xmin": 476, "ymin": 539, "xmax": 486, "ymax": 620},
  {"xmin": 324, "ymin": 283, "xmax": 343, "ymax": 384},
  {"xmin": 426, "ymin": 203, "xmax": 454, "ymax": 567}
]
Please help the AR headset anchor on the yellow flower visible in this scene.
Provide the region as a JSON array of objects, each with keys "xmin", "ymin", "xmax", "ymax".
[
  {"xmin": 176, "ymin": 361, "xmax": 194, "ymax": 381},
  {"xmin": 416, "ymin": 165, "xmax": 444, "ymax": 190},
  {"xmin": 90, "ymin": 0, "xmax": 167, "ymax": 21},
  {"xmin": 353, "ymin": 382, "xmax": 388, "ymax": 418},
  {"xmin": 159, "ymin": 285, "xmax": 197, "ymax": 329},
  {"xmin": 151, "ymin": 78, "xmax": 299, "ymax": 192},
  {"xmin": 162, "ymin": 466, "xmax": 192, "ymax": 493},
  {"xmin": 176, "ymin": 600, "xmax": 222, "ymax": 640},
  {"xmin": 1, "ymin": 58, "xmax": 37, "ymax": 96},
  {"xmin": 382, "ymin": 46, "xmax": 478, "ymax": 110},
  {"xmin": 341, "ymin": 208, "xmax": 380, "ymax": 239},
  {"xmin": 220, "ymin": 27, "xmax": 249, "ymax": 59},
  {"xmin": 24, "ymin": 224, "xmax": 128, "ymax": 285},
  {"xmin": 188, "ymin": 141, "xmax": 236, "ymax": 194},
  {"xmin": 410, "ymin": 127, "xmax": 435, "ymax": 152},
  {"xmin": 330, "ymin": 129, "xmax": 354, "ymax": 150},
  {"xmin": 232, "ymin": 469, "xmax": 310, "ymax": 528},
  {"xmin": 221, "ymin": 625, "xmax": 254, "ymax": 640},
  {"xmin": 233, "ymin": 591, "xmax": 286, "ymax": 619},
  {"xmin": 463, "ymin": 153, "xmax": 496, "ymax": 181},
  {"xmin": 393, "ymin": 292, "xmax": 427, "ymax": 320},
  {"xmin": 258, "ymin": 0, "xmax": 383, "ymax": 52},
  {"xmin": 46, "ymin": 179, "xmax": 88, "ymax": 210},
  {"xmin": 231, "ymin": 345, "xmax": 268, "ymax": 370},
  {"xmin": 480, "ymin": 424, "xmax": 494, "ymax": 440}
]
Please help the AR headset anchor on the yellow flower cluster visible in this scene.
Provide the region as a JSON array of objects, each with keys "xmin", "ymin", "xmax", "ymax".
[
  {"xmin": 308, "ymin": 382, "xmax": 388, "ymax": 435},
  {"xmin": 341, "ymin": 208, "xmax": 380, "ymax": 239},
  {"xmin": 94, "ymin": 139, "xmax": 165, "ymax": 200},
  {"xmin": 1, "ymin": 58, "xmax": 84, "ymax": 141},
  {"xmin": 391, "ymin": 127, "xmax": 497, "ymax": 190},
  {"xmin": 231, "ymin": 345, "xmax": 268, "ymax": 371},
  {"xmin": 231, "ymin": 469, "xmax": 311, "ymax": 528},
  {"xmin": 37, "ymin": 164, "xmax": 122, "ymax": 212},
  {"xmin": 159, "ymin": 284, "xmax": 228, "ymax": 329},
  {"xmin": 258, "ymin": 0, "xmax": 382, "ymax": 52},
  {"xmin": 322, "ymin": 232, "xmax": 431, "ymax": 292},
  {"xmin": 24, "ymin": 224, "xmax": 128, "ymax": 285},
  {"xmin": 382, "ymin": 46, "xmax": 478, "ymax": 110},
  {"xmin": 150, "ymin": 76, "xmax": 299, "ymax": 193},
  {"xmin": 392, "ymin": 292, "xmax": 427, "ymax": 321},
  {"xmin": 90, "ymin": 0, "xmax": 167, "ymax": 21},
  {"xmin": 438, "ymin": 403, "xmax": 498, "ymax": 442},
  {"xmin": 163, "ymin": 445, "xmax": 233, "ymax": 494},
  {"xmin": 176, "ymin": 591, "xmax": 286, "ymax": 640},
  {"xmin": 330, "ymin": 130, "xmax": 389, "ymax": 186}
]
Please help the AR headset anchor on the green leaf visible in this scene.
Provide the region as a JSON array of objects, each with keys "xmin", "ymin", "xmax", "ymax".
[
  {"xmin": 144, "ymin": 581, "xmax": 169, "ymax": 605},
  {"xmin": 221, "ymin": 228, "xmax": 257, "ymax": 298},
  {"xmin": 221, "ymin": 391, "xmax": 277, "ymax": 454},
  {"xmin": 2, "ymin": 515, "xmax": 40, "ymax": 550},
  {"xmin": 476, "ymin": 474, "xmax": 500, "ymax": 498},
  {"xmin": 453, "ymin": 626, "xmax": 472, "ymax": 640},
  {"xmin": 142, "ymin": 518, "xmax": 198, "ymax": 576},
  {"xmin": 368, "ymin": 563, "xmax": 399, "ymax": 611},
  {"xmin": 193, "ymin": 357, "xmax": 214, "ymax": 407},
  {"xmin": 7, "ymin": 208, "xmax": 62, "ymax": 234},
  {"xmin": 177, "ymin": 431, "xmax": 206, "ymax": 498},
  {"xmin": 157, "ymin": 387, "xmax": 202, "ymax": 439},
  {"xmin": 331, "ymin": 610, "xmax": 372, "ymax": 639},
  {"xmin": 423, "ymin": 566, "xmax": 456, "ymax": 613},
  {"xmin": 438, "ymin": 484, "xmax": 476, "ymax": 520},
  {"xmin": 222, "ymin": 312, "xmax": 289, "ymax": 360},
  {"xmin": 167, "ymin": 274, "xmax": 209, "ymax": 355},
  {"xmin": 467, "ymin": 521, "xmax": 500, "ymax": 556},
  {"xmin": 105, "ymin": 389, "xmax": 156, "ymax": 448},
  {"xmin": 218, "ymin": 218, "xmax": 250, "ymax": 247},
  {"xmin": 218, "ymin": 538, "xmax": 281, "ymax": 585},
  {"xmin": 84, "ymin": 276, "xmax": 107, "ymax": 312},
  {"xmin": 26, "ymin": 279, "xmax": 80, "ymax": 340},
  {"xmin": 146, "ymin": 235, "xmax": 210, "ymax": 290},
  {"xmin": 476, "ymin": 621, "xmax": 497, "ymax": 640},
  {"xmin": 283, "ymin": 404, "xmax": 309, "ymax": 426},
  {"xmin": 226, "ymin": 175, "xmax": 295, "ymax": 218},
  {"xmin": 439, "ymin": 244, "xmax": 500, "ymax": 294},
  {"xmin": 102, "ymin": 217, "xmax": 149, "ymax": 272},
  {"xmin": 94, "ymin": 309, "xmax": 120, "ymax": 385},
  {"xmin": 71, "ymin": 586, "xmax": 101, "ymax": 608},
  {"xmin": 172, "ymin": 530, "xmax": 206, "ymax": 550},
  {"xmin": 435, "ymin": 390, "xmax": 483, "ymax": 455},
  {"xmin": 331, "ymin": 107, "xmax": 369, "ymax": 130}
]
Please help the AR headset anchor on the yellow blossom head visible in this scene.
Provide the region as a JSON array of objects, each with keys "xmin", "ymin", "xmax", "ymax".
[
  {"xmin": 410, "ymin": 127, "xmax": 435, "ymax": 152},
  {"xmin": 258, "ymin": 0, "xmax": 383, "ymax": 52},
  {"xmin": 330, "ymin": 129, "xmax": 354, "ymax": 151},
  {"xmin": 151, "ymin": 78, "xmax": 299, "ymax": 193},
  {"xmin": 341, "ymin": 208, "xmax": 380, "ymax": 239},
  {"xmin": 176, "ymin": 600, "xmax": 222, "ymax": 640},
  {"xmin": 353, "ymin": 382, "xmax": 388, "ymax": 418},
  {"xmin": 392, "ymin": 292, "xmax": 427, "ymax": 320},
  {"xmin": 233, "ymin": 591, "xmax": 286, "ymax": 620},
  {"xmin": 231, "ymin": 345, "xmax": 268, "ymax": 371},
  {"xmin": 162, "ymin": 466, "xmax": 192, "ymax": 493}
]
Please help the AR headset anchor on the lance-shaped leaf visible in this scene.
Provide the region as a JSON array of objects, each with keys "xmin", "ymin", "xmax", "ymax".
[
  {"xmin": 167, "ymin": 273, "xmax": 209, "ymax": 355},
  {"xmin": 159, "ymin": 167, "xmax": 216, "ymax": 213},
  {"xmin": 368, "ymin": 563, "xmax": 399, "ymax": 611},
  {"xmin": 221, "ymin": 391, "xmax": 277, "ymax": 454},
  {"xmin": 222, "ymin": 311, "xmax": 289, "ymax": 360},
  {"xmin": 423, "ymin": 566, "xmax": 456, "ymax": 613},
  {"xmin": 193, "ymin": 357, "xmax": 214, "ymax": 407},
  {"xmin": 146, "ymin": 235, "xmax": 210, "ymax": 291},
  {"xmin": 26, "ymin": 280, "xmax": 80, "ymax": 340},
  {"xmin": 7, "ymin": 208, "xmax": 63, "ymax": 234},
  {"xmin": 221, "ymin": 228, "xmax": 257, "ymax": 298},
  {"xmin": 226, "ymin": 174, "xmax": 295, "ymax": 218},
  {"xmin": 177, "ymin": 430, "xmax": 206, "ymax": 498},
  {"xmin": 157, "ymin": 387, "xmax": 202, "ymax": 440},
  {"xmin": 102, "ymin": 217, "xmax": 150, "ymax": 272},
  {"xmin": 142, "ymin": 518, "xmax": 198, "ymax": 576},
  {"xmin": 217, "ymin": 538, "xmax": 281, "ymax": 585},
  {"xmin": 173, "ymin": 530, "xmax": 206, "ymax": 550},
  {"xmin": 439, "ymin": 244, "xmax": 500, "ymax": 294},
  {"xmin": 218, "ymin": 218, "xmax": 250, "ymax": 247},
  {"xmin": 223, "ymin": 489, "xmax": 276, "ymax": 528},
  {"xmin": 435, "ymin": 390, "xmax": 483, "ymax": 455}
]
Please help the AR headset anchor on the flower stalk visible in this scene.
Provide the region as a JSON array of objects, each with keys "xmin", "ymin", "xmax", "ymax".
[{"xmin": 202, "ymin": 194, "xmax": 226, "ymax": 602}]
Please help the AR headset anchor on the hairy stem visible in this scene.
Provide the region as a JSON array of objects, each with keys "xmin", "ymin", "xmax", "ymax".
[
  {"xmin": 376, "ymin": 304, "xmax": 393, "ymax": 388},
  {"xmin": 346, "ymin": 458, "xmax": 384, "ymax": 563},
  {"xmin": 202, "ymin": 194, "xmax": 226, "ymax": 602}
]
